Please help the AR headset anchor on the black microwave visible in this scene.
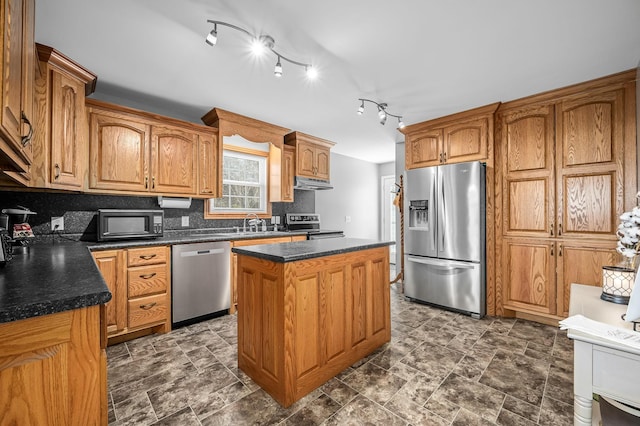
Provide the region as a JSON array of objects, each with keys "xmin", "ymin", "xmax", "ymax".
[{"xmin": 97, "ymin": 209, "xmax": 164, "ymax": 241}]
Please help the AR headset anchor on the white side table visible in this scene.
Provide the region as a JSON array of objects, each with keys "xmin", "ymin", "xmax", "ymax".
[{"xmin": 567, "ymin": 283, "xmax": 640, "ymax": 426}]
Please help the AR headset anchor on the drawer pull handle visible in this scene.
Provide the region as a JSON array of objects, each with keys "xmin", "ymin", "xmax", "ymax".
[
  {"xmin": 139, "ymin": 302, "xmax": 157, "ymax": 310},
  {"xmin": 139, "ymin": 254, "xmax": 157, "ymax": 260},
  {"xmin": 54, "ymin": 163, "xmax": 61, "ymax": 179},
  {"xmin": 139, "ymin": 273, "xmax": 156, "ymax": 279}
]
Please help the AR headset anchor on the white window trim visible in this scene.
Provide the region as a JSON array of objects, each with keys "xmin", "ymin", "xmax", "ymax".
[{"xmin": 209, "ymin": 148, "xmax": 268, "ymax": 214}]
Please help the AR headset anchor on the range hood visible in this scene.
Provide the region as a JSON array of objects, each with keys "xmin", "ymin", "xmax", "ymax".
[{"xmin": 294, "ymin": 176, "xmax": 334, "ymax": 190}]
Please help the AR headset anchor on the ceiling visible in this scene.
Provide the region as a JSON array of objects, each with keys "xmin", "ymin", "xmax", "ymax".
[{"xmin": 35, "ymin": 0, "xmax": 640, "ymax": 164}]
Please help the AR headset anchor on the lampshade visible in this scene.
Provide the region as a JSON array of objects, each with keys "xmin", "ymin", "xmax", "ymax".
[{"xmin": 601, "ymin": 266, "xmax": 636, "ymax": 304}]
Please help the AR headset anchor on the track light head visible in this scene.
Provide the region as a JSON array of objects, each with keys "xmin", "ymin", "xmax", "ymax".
[
  {"xmin": 274, "ymin": 57, "xmax": 283, "ymax": 77},
  {"xmin": 305, "ymin": 65, "xmax": 318, "ymax": 80},
  {"xmin": 378, "ymin": 106, "xmax": 387, "ymax": 125},
  {"xmin": 357, "ymin": 101, "xmax": 364, "ymax": 115},
  {"xmin": 205, "ymin": 24, "xmax": 218, "ymax": 46},
  {"xmin": 397, "ymin": 118, "xmax": 405, "ymax": 129}
]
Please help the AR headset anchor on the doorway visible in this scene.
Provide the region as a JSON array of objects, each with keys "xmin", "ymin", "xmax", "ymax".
[{"xmin": 381, "ymin": 175, "xmax": 397, "ymax": 264}]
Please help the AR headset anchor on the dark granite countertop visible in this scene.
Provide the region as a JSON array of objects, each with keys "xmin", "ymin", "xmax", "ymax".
[
  {"xmin": 0, "ymin": 242, "xmax": 111, "ymax": 323},
  {"xmin": 231, "ymin": 238, "xmax": 394, "ymax": 263},
  {"xmin": 92, "ymin": 230, "xmax": 309, "ymax": 250},
  {"xmin": 0, "ymin": 230, "xmax": 311, "ymax": 324}
]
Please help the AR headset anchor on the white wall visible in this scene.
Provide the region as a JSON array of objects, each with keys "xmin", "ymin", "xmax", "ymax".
[{"xmin": 315, "ymin": 153, "xmax": 380, "ymax": 239}]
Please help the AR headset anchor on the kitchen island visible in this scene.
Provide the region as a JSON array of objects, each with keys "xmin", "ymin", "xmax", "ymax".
[{"xmin": 233, "ymin": 238, "xmax": 393, "ymax": 407}]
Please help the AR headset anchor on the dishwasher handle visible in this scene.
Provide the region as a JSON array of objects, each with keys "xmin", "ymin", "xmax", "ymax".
[{"xmin": 180, "ymin": 248, "xmax": 226, "ymax": 258}]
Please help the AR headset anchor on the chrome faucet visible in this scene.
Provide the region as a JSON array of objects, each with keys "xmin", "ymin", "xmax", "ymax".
[{"xmin": 243, "ymin": 213, "xmax": 260, "ymax": 233}]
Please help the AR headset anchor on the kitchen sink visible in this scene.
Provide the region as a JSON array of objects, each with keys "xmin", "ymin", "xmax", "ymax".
[
  {"xmin": 218, "ymin": 231, "xmax": 287, "ymax": 237},
  {"xmin": 191, "ymin": 231, "xmax": 289, "ymax": 238}
]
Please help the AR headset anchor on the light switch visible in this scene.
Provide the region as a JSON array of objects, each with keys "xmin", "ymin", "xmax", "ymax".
[
  {"xmin": 181, "ymin": 216, "xmax": 189, "ymax": 227},
  {"xmin": 345, "ymin": 216, "xmax": 351, "ymax": 223}
]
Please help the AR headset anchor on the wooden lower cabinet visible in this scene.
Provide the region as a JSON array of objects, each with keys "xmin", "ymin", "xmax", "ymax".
[
  {"xmin": 237, "ymin": 246, "xmax": 391, "ymax": 407},
  {"xmin": 503, "ymin": 239, "xmax": 557, "ymax": 317},
  {"xmin": 0, "ymin": 305, "xmax": 106, "ymax": 425},
  {"xmin": 503, "ymin": 237, "xmax": 617, "ymax": 322},
  {"xmin": 92, "ymin": 245, "xmax": 171, "ymax": 343}
]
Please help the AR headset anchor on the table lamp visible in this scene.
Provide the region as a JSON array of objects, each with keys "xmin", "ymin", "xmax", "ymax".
[{"xmin": 601, "ymin": 265, "xmax": 635, "ymax": 304}]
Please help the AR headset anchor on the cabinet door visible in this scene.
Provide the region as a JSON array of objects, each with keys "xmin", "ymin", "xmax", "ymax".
[
  {"xmin": 499, "ymin": 104, "xmax": 556, "ymax": 238},
  {"xmin": 92, "ymin": 250, "xmax": 127, "ymax": 335},
  {"xmin": 405, "ymin": 128, "xmax": 442, "ymax": 169},
  {"xmin": 503, "ymin": 238, "xmax": 557, "ymax": 316},
  {"xmin": 443, "ymin": 117, "xmax": 488, "ymax": 164},
  {"xmin": 314, "ymin": 145, "xmax": 330, "ymax": 181},
  {"xmin": 49, "ymin": 69, "xmax": 85, "ymax": 188},
  {"xmin": 296, "ymin": 140, "xmax": 316, "ymax": 178},
  {"xmin": 556, "ymin": 241, "xmax": 617, "ymax": 318},
  {"xmin": 150, "ymin": 124, "xmax": 197, "ymax": 194},
  {"xmin": 0, "ymin": 307, "xmax": 103, "ymax": 425},
  {"xmin": 197, "ymin": 131, "xmax": 218, "ymax": 196},
  {"xmin": 89, "ymin": 111, "xmax": 150, "ymax": 192},
  {"xmin": 281, "ymin": 145, "xmax": 295, "ymax": 202},
  {"xmin": 0, "ymin": 0, "xmax": 32, "ymax": 172},
  {"xmin": 556, "ymin": 89, "xmax": 626, "ymax": 240}
]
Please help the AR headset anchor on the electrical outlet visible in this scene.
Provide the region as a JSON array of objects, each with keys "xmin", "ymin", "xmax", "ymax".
[
  {"xmin": 51, "ymin": 216, "xmax": 64, "ymax": 231},
  {"xmin": 345, "ymin": 216, "xmax": 351, "ymax": 223},
  {"xmin": 181, "ymin": 216, "xmax": 189, "ymax": 227}
]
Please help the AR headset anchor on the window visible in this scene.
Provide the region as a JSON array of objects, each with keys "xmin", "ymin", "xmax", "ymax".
[{"xmin": 208, "ymin": 147, "xmax": 268, "ymax": 215}]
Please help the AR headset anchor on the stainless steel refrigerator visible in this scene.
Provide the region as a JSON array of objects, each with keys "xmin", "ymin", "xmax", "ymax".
[{"xmin": 404, "ymin": 161, "xmax": 486, "ymax": 318}]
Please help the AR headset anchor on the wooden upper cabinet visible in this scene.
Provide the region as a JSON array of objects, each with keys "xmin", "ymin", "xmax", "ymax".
[
  {"xmin": 281, "ymin": 145, "xmax": 295, "ymax": 202},
  {"xmin": 197, "ymin": 130, "xmax": 219, "ymax": 197},
  {"xmin": 88, "ymin": 107, "xmax": 150, "ymax": 192},
  {"xmin": 0, "ymin": 0, "xmax": 35, "ymax": 176},
  {"xmin": 443, "ymin": 117, "xmax": 489, "ymax": 163},
  {"xmin": 402, "ymin": 102, "xmax": 499, "ymax": 170},
  {"xmin": 32, "ymin": 44, "xmax": 96, "ymax": 190},
  {"xmin": 87, "ymin": 99, "xmax": 216, "ymax": 197},
  {"xmin": 284, "ymin": 131, "xmax": 335, "ymax": 182},
  {"xmin": 498, "ymin": 104, "xmax": 556, "ymax": 238},
  {"xmin": 406, "ymin": 128, "xmax": 443, "ymax": 168},
  {"xmin": 556, "ymin": 88, "xmax": 626, "ymax": 239},
  {"xmin": 150, "ymin": 124, "xmax": 197, "ymax": 194}
]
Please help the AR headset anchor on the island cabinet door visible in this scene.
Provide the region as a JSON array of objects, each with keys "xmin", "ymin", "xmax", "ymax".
[{"xmin": 0, "ymin": 306, "xmax": 104, "ymax": 425}]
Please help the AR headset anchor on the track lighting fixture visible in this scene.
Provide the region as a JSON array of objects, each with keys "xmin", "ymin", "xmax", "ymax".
[
  {"xmin": 357, "ymin": 98, "xmax": 405, "ymax": 129},
  {"xmin": 205, "ymin": 20, "xmax": 317, "ymax": 80}
]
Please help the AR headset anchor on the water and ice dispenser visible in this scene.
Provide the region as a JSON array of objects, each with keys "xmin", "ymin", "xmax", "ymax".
[{"xmin": 408, "ymin": 200, "xmax": 429, "ymax": 230}]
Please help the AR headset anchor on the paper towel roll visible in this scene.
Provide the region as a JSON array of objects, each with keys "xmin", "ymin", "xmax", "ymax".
[{"xmin": 157, "ymin": 196, "xmax": 192, "ymax": 209}]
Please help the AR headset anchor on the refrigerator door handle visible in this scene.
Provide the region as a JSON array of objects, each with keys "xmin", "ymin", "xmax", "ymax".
[
  {"xmin": 431, "ymin": 176, "xmax": 437, "ymax": 251},
  {"xmin": 440, "ymin": 174, "xmax": 446, "ymax": 251},
  {"xmin": 407, "ymin": 256, "xmax": 475, "ymax": 270}
]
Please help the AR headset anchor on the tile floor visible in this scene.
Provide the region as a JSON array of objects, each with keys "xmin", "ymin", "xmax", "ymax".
[{"xmin": 106, "ymin": 285, "xmax": 574, "ymax": 425}]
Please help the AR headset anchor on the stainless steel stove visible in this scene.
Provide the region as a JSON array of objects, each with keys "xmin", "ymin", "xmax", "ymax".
[{"xmin": 285, "ymin": 213, "xmax": 344, "ymax": 240}]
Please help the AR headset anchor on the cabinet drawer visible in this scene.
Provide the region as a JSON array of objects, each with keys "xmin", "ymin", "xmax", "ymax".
[
  {"xmin": 128, "ymin": 294, "xmax": 168, "ymax": 329},
  {"xmin": 127, "ymin": 246, "xmax": 168, "ymax": 266},
  {"xmin": 128, "ymin": 264, "xmax": 167, "ymax": 298}
]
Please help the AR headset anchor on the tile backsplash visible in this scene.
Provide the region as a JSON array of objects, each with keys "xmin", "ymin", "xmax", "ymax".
[{"xmin": 0, "ymin": 190, "xmax": 314, "ymax": 241}]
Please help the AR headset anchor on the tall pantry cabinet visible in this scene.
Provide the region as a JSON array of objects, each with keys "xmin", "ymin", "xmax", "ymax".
[{"xmin": 495, "ymin": 70, "xmax": 637, "ymax": 322}]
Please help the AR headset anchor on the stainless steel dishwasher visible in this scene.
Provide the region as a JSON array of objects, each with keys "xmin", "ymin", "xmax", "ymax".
[{"xmin": 172, "ymin": 241, "xmax": 230, "ymax": 327}]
